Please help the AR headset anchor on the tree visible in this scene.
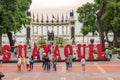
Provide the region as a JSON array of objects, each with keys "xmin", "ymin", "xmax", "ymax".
[
  {"xmin": 77, "ymin": 0, "xmax": 106, "ymax": 51},
  {"xmin": 77, "ymin": 3, "xmax": 98, "ymax": 36},
  {"xmin": 102, "ymin": 0, "xmax": 120, "ymax": 47},
  {"xmin": 77, "ymin": 0, "xmax": 120, "ymax": 50},
  {"xmin": 0, "ymin": 0, "xmax": 31, "ymax": 49}
]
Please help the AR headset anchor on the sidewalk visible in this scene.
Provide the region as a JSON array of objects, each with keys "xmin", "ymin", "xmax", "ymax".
[{"xmin": 1, "ymin": 62, "xmax": 120, "ymax": 80}]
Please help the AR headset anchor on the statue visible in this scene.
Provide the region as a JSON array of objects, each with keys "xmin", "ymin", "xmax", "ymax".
[
  {"xmin": 51, "ymin": 31, "xmax": 54, "ymax": 41},
  {"xmin": 47, "ymin": 31, "xmax": 54, "ymax": 41},
  {"xmin": 70, "ymin": 10, "xmax": 74, "ymax": 17}
]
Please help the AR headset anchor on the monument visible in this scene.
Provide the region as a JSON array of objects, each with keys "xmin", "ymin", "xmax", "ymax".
[{"xmin": 26, "ymin": 10, "xmax": 76, "ymax": 44}]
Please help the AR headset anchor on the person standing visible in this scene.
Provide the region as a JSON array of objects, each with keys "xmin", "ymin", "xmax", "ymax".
[
  {"xmin": 81, "ymin": 57, "xmax": 86, "ymax": 72},
  {"xmin": 17, "ymin": 56, "xmax": 22, "ymax": 72},
  {"xmin": 44, "ymin": 56, "xmax": 49, "ymax": 70},
  {"xmin": 22, "ymin": 56, "xmax": 26, "ymax": 71},
  {"xmin": 26, "ymin": 57, "xmax": 30, "ymax": 72},
  {"xmin": 52, "ymin": 55, "xmax": 57, "ymax": 71},
  {"xmin": 108, "ymin": 49, "xmax": 113, "ymax": 58},
  {"xmin": 69, "ymin": 54, "xmax": 73, "ymax": 67},
  {"xmin": 65, "ymin": 55, "xmax": 70, "ymax": 70},
  {"xmin": 42, "ymin": 53, "xmax": 46, "ymax": 68},
  {"xmin": 0, "ymin": 52, "xmax": 3, "ymax": 67},
  {"xmin": 47, "ymin": 59, "xmax": 51, "ymax": 71},
  {"xmin": 13, "ymin": 47, "xmax": 18, "ymax": 57},
  {"xmin": 30, "ymin": 55, "xmax": 34, "ymax": 71},
  {"xmin": 37, "ymin": 50, "xmax": 40, "ymax": 61}
]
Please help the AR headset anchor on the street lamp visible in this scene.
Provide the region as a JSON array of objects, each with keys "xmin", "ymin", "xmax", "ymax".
[
  {"xmin": 107, "ymin": 32, "xmax": 114, "ymax": 46},
  {"xmin": 89, "ymin": 32, "xmax": 94, "ymax": 44},
  {"xmin": 108, "ymin": 32, "xmax": 113, "ymax": 42}
]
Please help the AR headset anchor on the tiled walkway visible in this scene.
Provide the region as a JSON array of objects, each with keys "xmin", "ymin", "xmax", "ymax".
[{"xmin": 0, "ymin": 62, "xmax": 120, "ymax": 80}]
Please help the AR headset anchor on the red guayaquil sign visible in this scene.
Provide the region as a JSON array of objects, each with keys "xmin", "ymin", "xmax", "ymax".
[{"xmin": 1, "ymin": 43, "xmax": 104, "ymax": 61}]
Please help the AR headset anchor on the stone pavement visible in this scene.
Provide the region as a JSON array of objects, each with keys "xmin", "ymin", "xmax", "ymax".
[{"xmin": 0, "ymin": 61, "xmax": 120, "ymax": 80}]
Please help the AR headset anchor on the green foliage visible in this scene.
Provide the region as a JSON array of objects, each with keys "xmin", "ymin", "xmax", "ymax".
[
  {"xmin": 0, "ymin": 0, "xmax": 32, "ymax": 33},
  {"xmin": 77, "ymin": 0, "xmax": 120, "ymax": 47},
  {"xmin": 108, "ymin": 46, "xmax": 117, "ymax": 54},
  {"xmin": 77, "ymin": 2, "xmax": 98, "ymax": 36},
  {"xmin": 81, "ymin": 26, "xmax": 89, "ymax": 36},
  {"xmin": 37, "ymin": 36, "xmax": 46, "ymax": 47},
  {"xmin": 102, "ymin": 0, "xmax": 120, "ymax": 32},
  {"xmin": 55, "ymin": 36, "xmax": 64, "ymax": 47},
  {"xmin": 77, "ymin": 0, "xmax": 120, "ymax": 34}
]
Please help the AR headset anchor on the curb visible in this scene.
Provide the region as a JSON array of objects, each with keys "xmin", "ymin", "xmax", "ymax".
[{"xmin": 3, "ymin": 59, "xmax": 110, "ymax": 63}]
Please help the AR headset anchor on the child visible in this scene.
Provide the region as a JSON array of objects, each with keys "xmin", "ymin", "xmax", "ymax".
[
  {"xmin": 17, "ymin": 56, "xmax": 22, "ymax": 72},
  {"xmin": 69, "ymin": 54, "xmax": 73, "ymax": 67},
  {"xmin": 108, "ymin": 49, "xmax": 113, "ymax": 58},
  {"xmin": 30, "ymin": 55, "xmax": 34, "ymax": 71},
  {"xmin": 26, "ymin": 57, "xmax": 30, "ymax": 72},
  {"xmin": 81, "ymin": 57, "xmax": 86, "ymax": 72},
  {"xmin": 22, "ymin": 56, "xmax": 26, "ymax": 71}
]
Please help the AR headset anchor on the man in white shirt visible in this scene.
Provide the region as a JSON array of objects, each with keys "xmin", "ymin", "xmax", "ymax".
[{"xmin": 81, "ymin": 57, "xmax": 86, "ymax": 72}]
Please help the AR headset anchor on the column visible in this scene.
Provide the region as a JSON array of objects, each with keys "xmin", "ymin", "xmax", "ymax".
[
  {"xmin": 41, "ymin": 26, "xmax": 43, "ymax": 36},
  {"xmin": 62, "ymin": 26, "xmax": 64, "ymax": 37},
  {"xmin": 66, "ymin": 25, "xmax": 68, "ymax": 39},
  {"xmin": 46, "ymin": 26, "xmax": 48, "ymax": 32},
  {"xmin": 36, "ymin": 26, "xmax": 39, "ymax": 40},
  {"xmin": 69, "ymin": 25, "xmax": 71, "ymax": 40},
  {"xmin": 32, "ymin": 25, "xmax": 35, "ymax": 41},
  {"xmin": 46, "ymin": 26, "xmax": 48, "ymax": 40},
  {"xmin": 52, "ymin": 26, "xmax": 54, "ymax": 31},
  {"xmin": 57, "ymin": 26, "xmax": 59, "ymax": 36}
]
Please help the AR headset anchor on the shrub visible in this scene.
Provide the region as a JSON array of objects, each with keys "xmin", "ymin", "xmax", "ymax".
[
  {"xmin": 37, "ymin": 36, "xmax": 46, "ymax": 47},
  {"xmin": 108, "ymin": 46, "xmax": 117, "ymax": 54}
]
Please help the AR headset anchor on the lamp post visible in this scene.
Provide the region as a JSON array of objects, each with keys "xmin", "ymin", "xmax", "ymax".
[
  {"xmin": 107, "ymin": 32, "xmax": 113, "ymax": 46},
  {"xmin": 89, "ymin": 32, "xmax": 94, "ymax": 44}
]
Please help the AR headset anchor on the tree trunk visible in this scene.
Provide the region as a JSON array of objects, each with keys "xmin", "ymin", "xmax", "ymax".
[
  {"xmin": 96, "ymin": 0, "xmax": 106, "ymax": 51},
  {"xmin": 105, "ymin": 31, "xmax": 108, "ymax": 42},
  {"xmin": 83, "ymin": 36, "xmax": 84, "ymax": 43},
  {"xmin": 7, "ymin": 32, "xmax": 14, "ymax": 52},
  {"xmin": 0, "ymin": 32, "xmax": 2, "ymax": 50},
  {"xmin": 113, "ymin": 31, "xmax": 120, "ymax": 48}
]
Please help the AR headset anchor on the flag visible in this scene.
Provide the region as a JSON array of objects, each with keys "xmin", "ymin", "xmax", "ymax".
[
  {"xmin": 41, "ymin": 14, "xmax": 44, "ymax": 23},
  {"xmin": 52, "ymin": 14, "xmax": 57, "ymax": 20},
  {"xmin": 57, "ymin": 13, "xmax": 59, "ymax": 22},
  {"xmin": 47, "ymin": 14, "xmax": 49, "ymax": 20},
  {"xmin": 62, "ymin": 13, "xmax": 64, "ymax": 22},
  {"xmin": 36, "ymin": 13, "xmax": 39, "ymax": 23},
  {"xmin": 33, "ymin": 12, "xmax": 35, "ymax": 22},
  {"xmin": 46, "ymin": 14, "xmax": 49, "ymax": 22},
  {"xmin": 66, "ymin": 13, "xmax": 68, "ymax": 22}
]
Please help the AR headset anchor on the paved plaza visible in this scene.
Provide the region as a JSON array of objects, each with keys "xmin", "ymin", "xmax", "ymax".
[{"xmin": 0, "ymin": 61, "xmax": 120, "ymax": 80}]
